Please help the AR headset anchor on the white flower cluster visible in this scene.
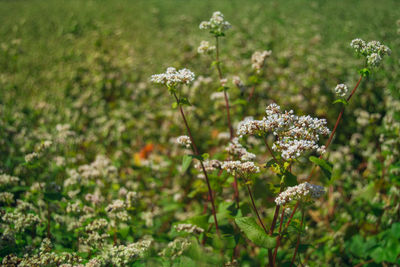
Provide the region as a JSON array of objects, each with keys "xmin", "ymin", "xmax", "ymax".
[
  {"xmin": 251, "ymin": 50, "xmax": 272, "ymax": 73},
  {"xmin": 176, "ymin": 135, "xmax": 191, "ymax": 148},
  {"xmin": 84, "ymin": 219, "xmax": 110, "ymax": 248},
  {"xmin": 275, "ymin": 182, "xmax": 325, "ymax": 206},
  {"xmin": 350, "ymin": 38, "xmax": 391, "ymax": 67},
  {"xmin": 197, "ymin": 40, "xmax": 216, "ymax": 54},
  {"xmin": 2, "ymin": 210, "xmax": 41, "ymax": 234},
  {"xmin": 0, "ymin": 192, "xmax": 14, "ymax": 203},
  {"xmin": 334, "ymin": 83, "xmax": 348, "ymax": 97},
  {"xmin": 233, "ymin": 76, "xmax": 245, "ymax": 91},
  {"xmin": 237, "ymin": 103, "xmax": 330, "ymax": 160},
  {"xmin": 159, "ymin": 237, "xmax": 192, "ymax": 259},
  {"xmin": 0, "ymin": 174, "xmax": 20, "ymax": 187},
  {"xmin": 150, "ymin": 67, "xmax": 195, "ymax": 87},
  {"xmin": 97, "ymin": 239, "xmax": 152, "ymax": 267},
  {"xmin": 226, "ymin": 137, "xmax": 256, "ymax": 161},
  {"xmin": 194, "ymin": 159, "xmax": 221, "ymax": 172},
  {"xmin": 25, "ymin": 152, "xmax": 39, "ymax": 162},
  {"xmin": 221, "ymin": 160, "xmax": 260, "ymax": 175},
  {"xmin": 106, "ymin": 199, "xmax": 129, "ymax": 224},
  {"xmin": 199, "ymin": 11, "xmax": 231, "ymax": 34},
  {"xmin": 2, "ymin": 238, "xmax": 82, "ymax": 266},
  {"xmin": 237, "ymin": 116, "xmax": 262, "ymax": 137},
  {"xmin": 175, "ymin": 223, "xmax": 204, "ymax": 234},
  {"xmin": 78, "ymin": 155, "xmax": 117, "ymax": 180}
]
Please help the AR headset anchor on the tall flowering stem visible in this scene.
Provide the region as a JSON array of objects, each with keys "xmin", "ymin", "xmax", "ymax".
[
  {"xmin": 215, "ymin": 36, "xmax": 234, "ymax": 140},
  {"xmin": 172, "ymin": 92, "xmax": 220, "ymax": 234}
]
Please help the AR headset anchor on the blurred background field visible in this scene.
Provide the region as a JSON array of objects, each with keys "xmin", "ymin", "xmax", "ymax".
[{"xmin": 0, "ymin": 0, "xmax": 400, "ymax": 266}]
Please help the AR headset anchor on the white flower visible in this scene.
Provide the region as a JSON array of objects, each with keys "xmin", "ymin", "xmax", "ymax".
[
  {"xmin": 194, "ymin": 159, "xmax": 221, "ymax": 172},
  {"xmin": 25, "ymin": 152, "xmax": 39, "ymax": 162},
  {"xmin": 251, "ymin": 50, "xmax": 272, "ymax": 73},
  {"xmin": 199, "ymin": 11, "xmax": 231, "ymax": 34},
  {"xmin": 367, "ymin": 53, "xmax": 382, "ymax": 67},
  {"xmin": 221, "ymin": 160, "xmax": 260, "ymax": 175},
  {"xmin": 350, "ymin": 38, "xmax": 390, "ymax": 67},
  {"xmin": 150, "ymin": 67, "xmax": 195, "ymax": 87},
  {"xmin": 350, "ymin": 38, "xmax": 366, "ymax": 54},
  {"xmin": 175, "ymin": 223, "xmax": 204, "ymax": 234},
  {"xmin": 275, "ymin": 182, "xmax": 325, "ymax": 205},
  {"xmin": 237, "ymin": 103, "xmax": 330, "ymax": 160},
  {"xmin": 220, "ymin": 78, "xmax": 228, "ymax": 86},
  {"xmin": 226, "ymin": 137, "xmax": 256, "ymax": 161},
  {"xmin": 197, "ymin": 40, "xmax": 215, "ymax": 54},
  {"xmin": 176, "ymin": 135, "xmax": 191, "ymax": 148},
  {"xmin": 334, "ymin": 83, "xmax": 348, "ymax": 97}
]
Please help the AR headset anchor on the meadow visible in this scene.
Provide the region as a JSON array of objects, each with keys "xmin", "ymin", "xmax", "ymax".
[{"xmin": 0, "ymin": 0, "xmax": 400, "ymax": 266}]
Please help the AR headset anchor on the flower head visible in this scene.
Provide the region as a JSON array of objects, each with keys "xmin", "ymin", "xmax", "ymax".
[
  {"xmin": 334, "ymin": 84, "xmax": 348, "ymax": 97},
  {"xmin": 226, "ymin": 137, "xmax": 256, "ymax": 161},
  {"xmin": 275, "ymin": 182, "xmax": 325, "ymax": 206},
  {"xmin": 197, "ymin": 40, "xmax": 216, "ymax": 54},
  {"xmin": 176, "ymin": 135, "xmax": 191, "ymax": 148},
  {"xmin": 350, "ymin": 38, "xmax": 391, "ymax": 67},
  {"xmin": 251, "ymin": 50, "xmax": 272, "ymax": 73},
  {"xmin": 221, "ymin": 160, "xmax": 260, "ymax": 175},
  {"xmin": 237, "ymin": 103, "xmax": 330, "ymax": 160},
  {"xmin": 150, "ymin": 67, "xmax": 195, "ymax": 87},
  {"xmin": 199, "ymin": 11, "xmax": 231, "ymax": 35}
]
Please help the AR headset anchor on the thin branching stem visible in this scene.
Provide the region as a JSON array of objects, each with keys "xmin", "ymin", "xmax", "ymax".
[
  {"xmin": 245, "ymin": 182, "xmax": 267, "ymax": 233},
  {"xmin": 291, "ymin": 209, "xmax": 305, "ymax": 266},
  {"xmin": 273, "ymin": 208, "xmax": 286, "ymax": 265},
  {"xmin": 173, "ymin": 92, "xmax": 220, "ymax": 234}
]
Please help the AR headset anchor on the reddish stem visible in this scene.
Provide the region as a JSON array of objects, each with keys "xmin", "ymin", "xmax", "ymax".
[
  {"xmin": 288, "ymin": 75, "xmax": 364, "ymax": 224},
  {"xmin": 273, "ymin": 208, "xmax": 286, "ymax": 264},
  {"xmin": 290, "ymin": 210, "xmax": 305, "ymax": 266},
  {"xmin": 247, "ymin": 85, "xmax": 256, "ymax": 102},
  {"xmin": 173, "ymin": 93, "xmax": 220, "ymax": 234},
  {"xmin": 285, "ymin": 202, "xmax": 300, "ymax": 229},
  {"xmin": 246, "ymin": 183, "xmax": 268, "ymax": 233}
]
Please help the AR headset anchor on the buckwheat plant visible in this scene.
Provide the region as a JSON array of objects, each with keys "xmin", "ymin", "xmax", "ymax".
[
  {"xmin": 151, "ymin": 67, "xmax": 220, "ymax": 233},
  {"xmin": 200, "ymin": 11, "xmax": 234, "ymax": 138}
]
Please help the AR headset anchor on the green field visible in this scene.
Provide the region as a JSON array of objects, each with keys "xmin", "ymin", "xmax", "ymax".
[{"xmin": 1, "ymin": 0, "xmax": 400, "ymax": 266}]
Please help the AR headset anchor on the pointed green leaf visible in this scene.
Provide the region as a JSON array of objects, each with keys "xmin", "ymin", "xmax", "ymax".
[
  {"xmin": 333, "ymin": 99, "xmax": 348, "ymax": 105},
  {"xmin": 182, "ymin": 155, "xmax": 192, "ymax": 173},
  {"xmin": 235, "ymin": 217, "xmax": 276, "ymax": 249},
  {"xmin": 309, "ymin": 156, "xmax": 333, "ymax": 180}
]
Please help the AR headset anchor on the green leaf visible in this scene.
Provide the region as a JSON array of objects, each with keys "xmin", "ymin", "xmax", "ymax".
[
  {"xmin": 231, "ymin": 99, "xmax": 248, "ymax": 106},
  {"xmin": 282, "ymin": 171, "xmax": 297, "ymax": 186},
  {"xmin": 181, "ymin": 155, "xmax": 192, "ymax": 173},
  {"xmin": 358, "ymin": 68, "xmax": 370, "ymax": 77},
  {"xmin": 249, "ymin": 75, "xmax": 260, "ymax": 84},
  {"xmin": 217, "ymin": 86, "xmax": 229, "ymax": 92},
  {"xmin": 201, "ymin": 153, "xmax": 210, "ymax": 160},
  {"xmin": 333, "ymin": 99, "xmax": 348, "ymax": 105},
  {"xmin": 211, "ymin": 61, "xmax": 220, "ymax": 67},
  {"xmin": 179, "ymin": 97, "xmax": 192, "ymax": 106},
  {"xmin": 309, "ymin": 156, "xmax": 332, "ymax": 180},
  {"xmin": 171, "ymin": 102, "xmax": 178, "ymax": 109},
  {"xmin": 189, "ymin": 154, "xmax": 203, "ymax": 161},
  {"xmin": 235, "ymin": 217, "xmax": 276, "ymax": 249}
]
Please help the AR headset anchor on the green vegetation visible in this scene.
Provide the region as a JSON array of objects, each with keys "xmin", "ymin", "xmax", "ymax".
[{"xmin": 1, "ymin": 0, "xmax": 399, "ymax": 266}]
